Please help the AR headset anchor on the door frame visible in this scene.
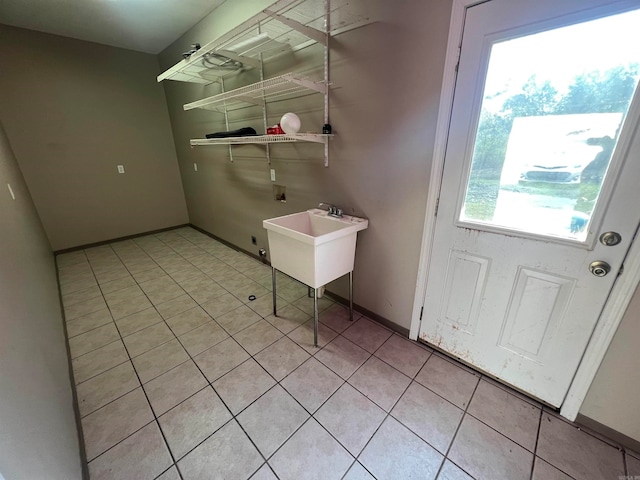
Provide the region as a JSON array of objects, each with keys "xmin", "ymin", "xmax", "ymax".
[{"xmin": 410, "ymin": 0, "xmax": 640, "ymax": 421}]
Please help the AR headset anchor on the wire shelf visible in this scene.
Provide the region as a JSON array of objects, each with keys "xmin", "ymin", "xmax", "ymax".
[
  {"xmin": 183, "ymin": 73, "xmax": 327, "ymax": 112},
  {"xmin": 190, "ymin": 133, "xmax": 332, "ymax": 146},
  {"xmin": 157, "ymin": 0, "xmax": 369, "ymax": 84}
]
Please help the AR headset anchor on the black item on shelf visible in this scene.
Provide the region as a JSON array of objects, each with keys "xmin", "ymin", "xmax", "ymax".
[{"xmin": 205, "ymin": 127, "xmax": 257, "ymax": 139}]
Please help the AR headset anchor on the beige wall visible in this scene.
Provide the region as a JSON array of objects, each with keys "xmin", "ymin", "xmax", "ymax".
[
  {"xmin": 580, "ymin": 284, "xmax": 640, "ymax": 443},
  {"xmin": 0, "ymin": 122, "xmax": 82, "ymax": 479},
  {"xmin": 0, "ymin": 25, "xmax": 189, "ymax": 251},
  {"xmin": 159, "ymin": 0, "xmax": 452, "ymax": 331}
]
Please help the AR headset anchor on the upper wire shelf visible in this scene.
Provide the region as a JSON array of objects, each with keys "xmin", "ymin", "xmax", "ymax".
[{"xmin": 157, "ymin": 0, "xmax": 369, "ymax": 85}]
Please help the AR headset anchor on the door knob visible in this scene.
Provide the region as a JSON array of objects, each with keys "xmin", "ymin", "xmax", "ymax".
[
  {"xmin": 589, "ymin": 261, "xmax": 611, "ymax": 277},
  {"xmin": 599, "ymin": 232, "xmax": 622, "ymax": 246}
]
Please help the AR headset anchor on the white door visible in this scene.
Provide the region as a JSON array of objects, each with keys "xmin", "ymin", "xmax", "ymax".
[{"xmin": 419, "ymin": 0, "xmax": 640, "ymax": 407}]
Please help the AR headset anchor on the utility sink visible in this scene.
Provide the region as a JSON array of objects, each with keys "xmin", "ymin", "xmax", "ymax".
[{"xmin": 263, "ymin": 208, "xmax": 368, "ymax": 288}]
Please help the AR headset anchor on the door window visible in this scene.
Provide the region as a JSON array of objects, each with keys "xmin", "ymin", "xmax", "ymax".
[{"xmin": 461, "ymin": 9, "xmax": 640, "ymax": 241}]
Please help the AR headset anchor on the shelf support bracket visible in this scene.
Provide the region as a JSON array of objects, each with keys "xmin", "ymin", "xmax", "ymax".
[{"xmin": 263, "ymin": 9, "xmax": 327, "ymax": 45}]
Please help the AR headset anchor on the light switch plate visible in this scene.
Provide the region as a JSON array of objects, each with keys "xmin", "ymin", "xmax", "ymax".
[
  {"xmin": 117, "ymin": 165, "xmax": 125, "ymax": 174},
  {"xmin": 270, "ymin": 169, "xmax": 276, "ymax": 182}
]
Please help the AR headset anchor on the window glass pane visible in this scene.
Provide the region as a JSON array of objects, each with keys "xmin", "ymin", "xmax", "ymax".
[{"xmin": 461, "ymin": 9, "xmax": 640, "ymax": 241}]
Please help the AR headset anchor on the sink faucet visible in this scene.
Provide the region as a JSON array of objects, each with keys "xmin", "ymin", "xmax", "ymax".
[{"xmin": 318, "ymin": 202, "xmax": 343, "ymax": 218}]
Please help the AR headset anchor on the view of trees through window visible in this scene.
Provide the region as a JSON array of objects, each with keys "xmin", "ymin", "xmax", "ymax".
[{"xmin": 460, "ymin": 8, "xmax": 640, "ymax": 239}]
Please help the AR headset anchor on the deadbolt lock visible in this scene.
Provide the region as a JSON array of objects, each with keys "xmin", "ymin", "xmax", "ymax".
[
  {"xmin": 589, "ymin": 261, "xmax": 611, "ymax": 277},
  {"xmin": 599, "ymin": 231, "xmax": 622, "ymax": 246}
]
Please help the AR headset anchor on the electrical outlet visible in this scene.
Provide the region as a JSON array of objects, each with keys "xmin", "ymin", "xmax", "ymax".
[
  {"xmin": 117, "ymin": 165, "xmax": 125, "ymax": 174},
  {"xmin": 194, "ymin": 163, "xmax": 198, "ymax": 172},
  {"xmin": 251, "ymin": 236, "xmax": 257, "ymax": 245},
  {"xmin": 270, "ymin": 169, "xmax": 276, "ymax": 182}
]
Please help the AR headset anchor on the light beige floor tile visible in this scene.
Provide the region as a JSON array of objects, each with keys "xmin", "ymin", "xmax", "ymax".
[
  {"xmin": 60, "ymin": 277, "xmax": 98, "ymax": 295},
  {"xmin": 132, "ymin": 338, "xmax": 190, "ymax": 383},
  {"xmin": 348, "ymin": 356, "xmax": 411, "ymax": 412},
  {"xmin": 62, "ymin": 285, "xmax": 102, "ymax": 308},
  {"xmin": 360, "ymin": 416, "xmax": 443, "ymax": 480},
  {"xmin": 99, "ymin": 275, "xmax": 137, "ymax": 295},
  {"xmin": 72, "ymin": 340, "xmax": 128, "ymax": 384},
  {"xmin": 154, "ymin": 294, "xmax": 198, "ymax": 320},
  {"xmin": 64, "ymin": 295, "xmax": 108, "ymax": 321},
  {"xmin": 134, "ymin": 267, "xmax": 168, "ymax": 283},
  {"xmin": 103, "ymin": 285, "xmax": 144, "ymax": 306},
  {"xmin": 66, "ymin": 309, "xmax": 113, "ymax": 338},
  {"xmin": 229, "ymin": 281, "xmax": 270, "ymax": 304},
  {"xmin": 438, "ymin": 460, "xmax": 474, "ymax": 480},
  {"xmin": 159, "ymin": 387, "xmax": 232, "ymax": 460},
  {"xmin": 291, "ymin": 294, "xmax": 334, "ymax": 317},
  {"xmin": 537, "ymin": 412, "xmax": 624, "ymax": 479},
  {"xmin": 145, "ymin": 283, "xmax": 186, "ymax": 306},
  {"xmin": 115, "ymin": 307, "xmax": 163, "ymax": 337},
  {"xmin": 56, "ymin": 250, "xmax": 88, "ymax": 267},
  {"xmin": 243, "ymin": 264, "xmax": 272, "ymax": 282},
  {"xmin": 189, "ymin": 285, "xmax": 229, "ymax": 305},
  {"xmin": 144, "ymin": 360, "xmax": 208, "ymax": 416},
  {"xmin": 287, "ymin": 318, "xmax": 338, "ymax": 354},
  {"xmin": 237, "ymin": 385, "xmax": 309, "ymax": 458},
  {"xmin": 177, "ymin": 274, "xmax": 220, "ymax": 293},
  {"xmin": 201, "ymin": 292, "xmax": 244, "ymax": 319},
  {"xmin": 109, "ymin": 295, "xmax": 153, "ymax": 321},
  {"xmin": 95, "ymin": 268, "xmax": 131, "ymax": 285},
  {"xmin": 251, "ymin": 464, "xmax": 279, "ymax": 480},
  {"xmin": 315, "ymin": 383, "xmax": 386, "ymax": 456},
  {"xmin": 274, "ymin": 281, "xmax": 309, "ymax": 303},
  {"xmin": 164, "ymin": 306, "xmax": 212, "ymax": 336},
  {"xmin": 233, "ymin": 320, "xmax": 283, "ymax": 355},
  {"xmin": 215, "ymin": 304, "xmax": 262, "ymax": 335},
  {"xmin": 88, "ymin": 422, "xmax": 172, "ymax": 480},
  {"xmin": 213, "ymin": 359, "xmax": 276, "ymax": 415},
  {"xmin": 467, "ymin": 379, "xmax": 541, "ymax": 451},
  {"xmin": 169, "ymin": 266, "xmax": 203, "ymax": 284},
  {"xmin": 81, "ymin": 387, "xmax": 154, "ymax": 460},
  {"xmin": 155, "ymin": 466, "xmax": 181, "ymax": 480},
  {"xmin": 374, "ymin": 334, "xmax": 432, "ymax": 378},
  {"xmin": 341, "ymin": 317, "xmax": 392, "ymax": 353},
  {"xmin": 179, "ymin": 320, "xmax": 229, "ymax": 356},
  {"xmin": 123, "ymin": 259, "xmax": 158, "ymax": 275},
  {"xmin": 254, "ymin": 336, "xmax": 310, "ymax": 381},
  {"xmin": 315, "ymin": 335, "xmax": 370, "ymax": 380},
  {"xmin": 269, "ymin": 418, "xmax": 353, "ymax": 480},
  {"xmin": 123, "ymin": 321, "xmax": 175, "ymax": 357},
  {"xmin": 281, "ymin": 357, "xmax": 343, "ymax": 413},
  {"xmin": 318, "ymin": 303, "xmax": 358, "ymax": 333},
  {"xmin": 177, "ymin": 420, "xmax": 263, "ymax": 480},
  {"xmin": 343, "ymin": 462, "xmax": 375, "ymax": 480},
  {"xmin": 69, "ymin": 322, "xmax": 120, "ymax": 358},
  {"xmin": 193, "ymin": 337, "xmax": 249, "ymax": 382},
  {"xmin": 264, "ymin": 304, "xmax": 310, "ymax": 334},
  {"xmin": 246, "ymin": 294, "xmax": 280, "ymax": 318},
  {"xmin": 76, "ymin": 361, "xmax": 140, "ymax": 417},
  {"xmin": 415, "ymin": 355, "xmax": 480, "ymax": 409},
  {"xmin": 138, "ymin": 275, "xmax": 177, "ymax": 294},
  {"xmin": 391, "ymin": 381, "xmax": 463, "ymax": 453},
  {"xmin": 218, "ymin": 273, "xmax": 254, "ymax": 292},
  {"xmin": 449, "ymin": 415, "xmax": 533, "ymax": 480},
  {"xmin": 532, "ymin": 457, "xmax": 573, "ymax": 480}
]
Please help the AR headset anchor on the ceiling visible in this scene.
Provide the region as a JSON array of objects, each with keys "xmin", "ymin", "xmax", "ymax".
[{"xmin": 0, "ymin": 0, "xmax": 227, "ymax": 54}]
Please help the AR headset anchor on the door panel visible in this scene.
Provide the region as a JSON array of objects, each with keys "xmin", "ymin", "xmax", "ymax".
[{"xmin": 419, "ymin": 0, "xmax": 640, "ymax": 407}]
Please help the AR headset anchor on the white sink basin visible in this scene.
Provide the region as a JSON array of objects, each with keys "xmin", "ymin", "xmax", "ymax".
[{"xmin": 263, "ymin": 208, "xmax": 368, "ymax": 288}]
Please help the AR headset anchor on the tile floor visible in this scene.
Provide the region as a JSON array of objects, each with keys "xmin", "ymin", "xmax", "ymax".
[{"xmin": 58, "ymin": 227, "xmax": 639, "ymax": 480}]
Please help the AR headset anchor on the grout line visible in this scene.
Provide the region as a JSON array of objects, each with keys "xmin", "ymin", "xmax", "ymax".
[{"xmin": 530, "ymin": 408, "xmax": 544, "ymax": 480}]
